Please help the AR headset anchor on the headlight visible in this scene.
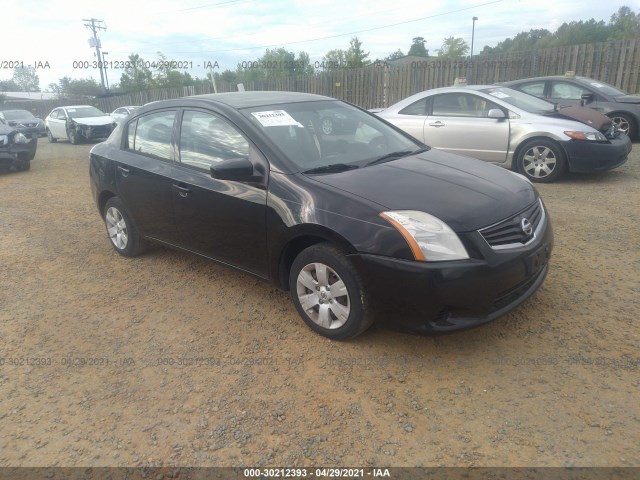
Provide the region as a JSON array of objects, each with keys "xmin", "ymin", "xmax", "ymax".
[
  {"xmin": 564, "ymin": 130, "xmax": 607, "ymax": 141},
  {"xmin": 380, "ymin": 211, "xmax": 469, "ymax": 261},
  {"xmin": 13, "ymin": 132, "xmax": 29, "ymax": 144}
]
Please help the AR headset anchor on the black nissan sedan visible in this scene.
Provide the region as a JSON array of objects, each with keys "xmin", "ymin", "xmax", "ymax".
[{"xmin": 89, "ymin": 92, "xmax": 553, "ymax": 339}]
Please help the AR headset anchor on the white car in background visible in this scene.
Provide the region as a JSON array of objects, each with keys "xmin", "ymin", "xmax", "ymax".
[
  {"xmin": 110, "ymin": 106, "xmax": 141, "ymax": 124},
  {"xmin": 45, "ymin": 106, "xmax": 116, "ymax": 144}
]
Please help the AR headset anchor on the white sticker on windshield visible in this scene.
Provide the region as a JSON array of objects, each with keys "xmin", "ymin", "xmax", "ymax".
[
  {"xmin": 488, "ymin": 91, "xmax": 510, "ymax": 99},
  {"xmin": 590, "ymin": 82, "xmax": 604, "ymax": 88},
  {"xmin": 251, "ymin": 110, "xmax": 303, "ymax": 127}
]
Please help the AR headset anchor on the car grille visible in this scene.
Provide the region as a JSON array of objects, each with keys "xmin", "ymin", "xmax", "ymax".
[
  {"xmin": 89, "ymin": 125, "xmax": 112, "ymax": 136},
  {"xmin": 478, "ymin": 199, "xmax": 544, "ymax": 249}
]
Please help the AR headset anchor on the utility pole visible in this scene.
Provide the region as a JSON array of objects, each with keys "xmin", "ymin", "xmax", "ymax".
[{"xmin": 83, "ymin": 18, "xmax": 107, "ymax": 91}]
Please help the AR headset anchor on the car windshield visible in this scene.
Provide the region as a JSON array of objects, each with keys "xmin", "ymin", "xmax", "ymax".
[
  {"xmin": 576, "ymin": 77, "xmax": 627, "ymax": 96},
  {"xmin": 480, "ymin": 87, "xmax": 556, "ymax": 113},
  {"xmin": 2, "ymin": 110, "xmax": 35, "ymax": 120},
  {"xmin": 66, "ymin": 106, "xmax": 106, "ymax": 118},
  {"xmin": 241, "ymin": 100, "xmax": 422, "ymax": 172}
]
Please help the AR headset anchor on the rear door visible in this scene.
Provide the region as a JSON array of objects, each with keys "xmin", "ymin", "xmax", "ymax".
[
  {"xmin": 115, "ymin": 109, "xmax": 180, "ymax": 243},
  {"xmin": 423, "ymin": 92, "xmax": 509, "ymax": 163},
  {"xmin": 171, "ymin": 109, "xmax": 269, "ymax": 276}
]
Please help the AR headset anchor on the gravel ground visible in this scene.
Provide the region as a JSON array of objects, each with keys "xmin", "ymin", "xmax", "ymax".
[{"xmin": 0, "ymin": 140, "xmax": 639, "ymax": 468}]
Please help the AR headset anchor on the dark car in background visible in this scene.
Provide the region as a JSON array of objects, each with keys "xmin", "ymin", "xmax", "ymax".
[
  {"xmin": 90, "ymin": 92, "xmax": 552, "ymax": 339},
  {"xmin": 0, "ymin": 109, "xmax": 45, "ymax": 136},
  {"xmin": 45, "ymin": 105, "xmax": 117, "ymax": 144},
  {"xmin": 502, "ymin": 74, "xmax": 640, "ymax": 138},
  {"xmin": 0, "ymin": 119, "xmax": 35, "ymax": 171}
]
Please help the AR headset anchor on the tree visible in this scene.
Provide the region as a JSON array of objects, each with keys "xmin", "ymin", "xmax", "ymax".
[
  {"xmin": 609, "ymin": 6, "xmax": 640, "ymax": 40},
  {"xmin": 437, "ymin": 37, "xmax": 469, "ymax": 58},
  {"xmin": 408, "ymin": 37, "xmax": 429, "ymax": 57},
  {"xmin": 119, "ymin": 54, "xmax": 155, "ymax": 92},
  {"xmin": 345, "ymin": 37, "xmax": 370, "ymax": 67},
  {"xmin": 12, "ymin": 67, "xmax": 40, "ymax": 91},
  {"xmin": 384, "ymin": 49, "xmax": 405, "ymax": 61},
  {"xmin": 322, "ymin": 49, "xmax": 348, "ymax": 70},
  {"xmin": 55, "ymin": 77, "xmax": 102, "ymax": 97},
  {"xmin": 0, "ymin": 79, "xmax": 20, "ymax": 91}
]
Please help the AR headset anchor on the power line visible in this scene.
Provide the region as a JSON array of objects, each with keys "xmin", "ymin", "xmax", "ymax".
[{"xmin": 160, "ymin": 0, "xmax": 504, "ymax": 54}]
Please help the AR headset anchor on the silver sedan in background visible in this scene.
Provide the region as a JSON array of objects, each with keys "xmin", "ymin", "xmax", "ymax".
[{"xmin": 375, "ymin": 86, "xmax": 631, "ymax": 182}]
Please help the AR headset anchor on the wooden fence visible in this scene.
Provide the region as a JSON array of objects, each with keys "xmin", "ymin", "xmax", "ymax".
[{"xmin": 4, "ymin": 38, "xmax": 640, "ymax": 116}]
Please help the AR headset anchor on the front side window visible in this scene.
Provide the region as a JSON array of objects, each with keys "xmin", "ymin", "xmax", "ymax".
[
  {"xmin": 550, "ymin": 82, "xmax": 591, "ymax": 100},
  {"xmin": 399, "ymin": 98, "xmax": 428, "ymax": 116},
  {"xmin": 431, "ymin": 93, "xmax": 500, "ymax": 118},
  {"xmin": 178, "ymin": 110, "xmax": 250, "ymax": 171},
  {"xmin": 49, "ymin": 110, "xmax": 59, "ymax": 119},
  {"xmin": 129, "ymin": 110, "xmax": 176, "ymax": 160},
  {"xmin": 518, "ymin": 82, "xmax": 545, "ymax": 97}
]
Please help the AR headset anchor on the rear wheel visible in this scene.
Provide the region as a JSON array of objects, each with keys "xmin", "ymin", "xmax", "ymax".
[
  {"xmin": 289, "ymin": 243, "xmax": 374, "ymax": 339},
  {"xmin": 103, "ymin": 197, "xmax": 146, "ymax": 257},
  {"xmin": 516, "ymin": 139, "xmax": 566, "ymax": 183},
  {"xmin": 46, "ymin": 129, "xmax": 57, "ymax": 143}
]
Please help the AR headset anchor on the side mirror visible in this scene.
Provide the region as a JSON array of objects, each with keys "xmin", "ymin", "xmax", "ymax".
[
  {"xmin": 210, "ymin": 157, "xmax": 254, "ymax": 181},
  {"xmin": 487, "ymin": 108, "xmax": 506, "ymax": 119},
  {"xmin": 581, "ymin": 93, "xmax": 594, "ymax": 106}
]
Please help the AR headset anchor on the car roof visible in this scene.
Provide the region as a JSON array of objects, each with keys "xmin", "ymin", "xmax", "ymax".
[
  {"xmin": 504, "ymin": 75, "xmax": 591, "ymax": 83},
  {"xmin": 187, "ymin": 91, "xmax": 334, "ymax": 109},
  {"xmin": 0, "ymin": 109, "xmax": 32, "ymax": 114},
  {"xmin": 61, "ymin": 105, "xmax": 100, "ymax": 109}
]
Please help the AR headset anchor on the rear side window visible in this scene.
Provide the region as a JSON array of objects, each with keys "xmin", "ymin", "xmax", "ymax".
[
  {"xmin": 550, "ymin": 82, "xmax": 590, "ymax": 100},
  {"xmin": 128, "ymin": 110, "xmax": 176, "ymax": 160}
]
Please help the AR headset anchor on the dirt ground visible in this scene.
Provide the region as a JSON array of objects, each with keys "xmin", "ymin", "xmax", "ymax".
[{"xmin": 0, "ymin": 139, "xmax": 639, "ymax": 468}]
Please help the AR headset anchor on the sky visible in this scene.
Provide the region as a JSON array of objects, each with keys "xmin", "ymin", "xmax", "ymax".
[{"xmin": 4, "ymin": 0, "xmax": 634, "ymax": 90}]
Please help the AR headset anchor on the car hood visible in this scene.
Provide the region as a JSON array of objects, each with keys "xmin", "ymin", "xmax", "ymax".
[
  {"xmin": 307, "ymin": 149, "xmax": 537, "ymax": 232},
  {"xmin": 553, "ymin": 106, "xmax": 612, "ymax": 133},
  {"xmin": 614, "ymin": 95, "xmax": 640, "ymax": 104},
  {"xmin": 70, "ymin": 116, "xmax": 114, "ymax": 126}
]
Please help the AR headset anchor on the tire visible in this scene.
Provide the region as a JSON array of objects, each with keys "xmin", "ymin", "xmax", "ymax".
[
  {"xmin": 103, "ymin": 197, "xmax": 146, "ymax": 257},
  {"xmin": 18, "ymin": 150, "xmax": 36, "ymax": 161},
  {"xmin": 16, "ymin": 160, "xmax": 30, "ymax": 171},
  {"xmin": 68, "ymin": 129, "xmax": 81, "ymax": 145},
  {"xmin": 289, "ymin": 243, "xmax": 374, "ymax": 339},
  {"xmin": 46, "ymin": 129, "xmax": 57, "ymax": 143},
  {"xmin": 609, "ymin": 112, "xmax": 636, "ymax": 139},
  {"xmin": 516, "ymin": 139, "xmax": 566, "ymax": 183},
  {"xmin": 320, "ymin": 117, "xmax": 334, "ymax": 135}
]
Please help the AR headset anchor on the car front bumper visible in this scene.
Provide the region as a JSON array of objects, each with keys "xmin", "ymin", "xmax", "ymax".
[
  {"xmin": 352, "ymin": 217, "xmax": 554, "ymax": 334},
  {"xmin": 563, "ymin": 134, "xmax": 632, "ymax": 173}
]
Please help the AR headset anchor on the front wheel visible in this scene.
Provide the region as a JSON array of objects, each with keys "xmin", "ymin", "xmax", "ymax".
[
  {"xmin": 68, "ymin": 129, "xmax": 81, "ymax": 145},
  {"xmin": 609, "ymin": 113, "xmax": 636, "ymax": 138},
  {"xmin": 103, "ymin": 197, "xmax": 146, "ymax": 257},
  {"xmin": 289, "ymin": 243, "xmax": 374, "ymax": 339},
  {"xmin": 516, "ymin": 139, "xmax": 566, "ymax": 183}
]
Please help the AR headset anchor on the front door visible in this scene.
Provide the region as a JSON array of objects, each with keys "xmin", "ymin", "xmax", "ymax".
[{"xmin": 171, "ymin": 109, "xmax": 269, "ymax": 277}]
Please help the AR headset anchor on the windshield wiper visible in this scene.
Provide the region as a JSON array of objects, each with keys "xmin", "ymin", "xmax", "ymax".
[
  {"xmin": 303, "ymin": 163, "xmax": 360, "ymax": 174},
  {"xmin": 365, "ymin": 148, "xmax": 428, "ymax": 167}
]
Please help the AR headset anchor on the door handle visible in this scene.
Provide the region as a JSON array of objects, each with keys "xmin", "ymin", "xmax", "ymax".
[
  {"xmin": 117, "ymin": 166, "xmax": 130, "ymax": 177},
  {"xmin": 428, "ymin": 121, "xmax": 445, "ymax": 127},
  {"xmin": 173, "ymin": 184, "xmax": 191, "ymax": 198}
]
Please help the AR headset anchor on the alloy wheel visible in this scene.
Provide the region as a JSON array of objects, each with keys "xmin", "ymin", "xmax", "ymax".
[
  {"xmin": 522, "ymin": 146, "xmax": 557, "ymax": 179},
  {"xmin": 296, "ymin": 262, "xmax": 350, "ymax": 329},
  {"xmin": 105, "ymin": 206, "xmax": 128, "ymax": 250}
]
